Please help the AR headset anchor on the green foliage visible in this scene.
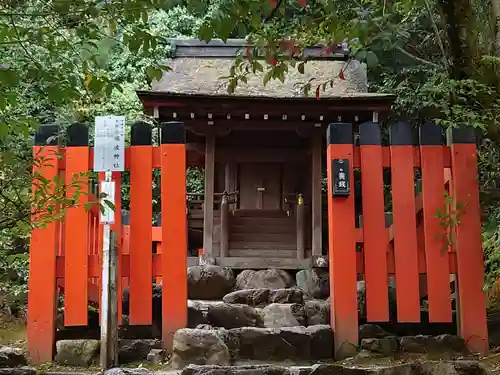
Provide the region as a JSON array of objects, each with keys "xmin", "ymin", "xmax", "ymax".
[
  {"xmin": 187, "ymin": 168, "xmax": 205, "ymax": 195},
  {"xmin": 0, "ymin": 1, "xmax": 210, "ymax": 313},
  {"xmin": 435, "ymin": 191, "xmax": 465, "ymax": 253},
  {"xmin": 0, "ymin": 252, "xmax": 29, "ymax": 316},
  {"xmin": 479, "ymin": 140, "xmax": 500, "ymax": 287}
]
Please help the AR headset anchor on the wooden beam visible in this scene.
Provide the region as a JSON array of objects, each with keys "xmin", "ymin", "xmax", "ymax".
[
  {"xmin": 203, "ymin": 132, "xmax": 215, "ymax": 255},
  {"xmin": 168, "ymin": 38, "xmax": 349, "ymax": 60},
  {"xmin": 60, "ymin": 145, "xmax": 453, "ymax": 170},
  {"xmin": 137, "ymin": 91, "xmax": 396, "ymax": 116},
  {"xmin": 216, "ymin": 148, "xmax": 308, "ymax": 163},
  {"xmin": 218, "ymin": 257, "xmax": 313, "ymax": 269},
  {"xmin": 311, "ymin": 128, "xmax": 323, "ymax": 256},
  {"xmin": 55, "ymin": 250, "xmax": 459, "ymax": 281},
  {"xmin": 185, "ymin": 120, "xmax": 322, "ymax": 132}
]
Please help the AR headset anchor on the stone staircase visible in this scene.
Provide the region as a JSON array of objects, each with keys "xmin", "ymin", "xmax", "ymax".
[{"xmin": 52, "ymin": 266, "xmax": 480, "ymax": 375}]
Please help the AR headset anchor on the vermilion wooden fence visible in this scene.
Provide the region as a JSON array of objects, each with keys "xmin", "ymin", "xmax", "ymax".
[
  {"xmin": 326, "ymin": 121, "xmax": 487, "ymax": 358},
  {"xmin": 27, "ymin": 120, "xmax": 488, "ymax": 364},
  {"xmin": 27, "ymin": 121, "xmax": 187, "ymax": 364}
]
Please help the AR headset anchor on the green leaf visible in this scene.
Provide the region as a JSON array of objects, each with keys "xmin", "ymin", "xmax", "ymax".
[
  {"xmin": 366, "ymin": 51, "xmax": 379, "ymax": 68},
  {"xmin": 103, "ymin": 200, "xmax": 115, "ymax": 210},
  {"xmin": 263, "ymin": 70, "xmax": 273, "ymax": 86}
]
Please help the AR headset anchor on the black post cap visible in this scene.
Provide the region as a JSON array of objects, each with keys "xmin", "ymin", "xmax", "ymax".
[
  {"xmin": 419, "ymin": 122, "xmax": 444, "ymax": 146},
  {"xmin": 359, "ymin": 121, "xmax": 381, "ymax": 145},
  {"xmin": 446, "ymin": 126, "xmax": 476, "ymax": 145},
  {"xmin": 160, "ymin": 121, "xmax": 185, "ymax": 144},
  {"xmin": 66, "ymin": 123, "xmax": 89, "ymax": 146},
  {"xmin": 131, "ymin": 121, "xmax": 152, "ymax": 146},
  {"xmin": 389, "ymin": 121, "xmax": 414, "ymax": 146},
  {"xmin": 34, "ymin": 125, "xmax": 59, "ymax": 146},
  {"xmin": 326, "ymin": 122, "xmax": 353, "ymax": 145}
]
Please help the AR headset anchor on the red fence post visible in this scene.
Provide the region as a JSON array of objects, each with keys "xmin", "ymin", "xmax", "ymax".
[
  {"xmin": 389, "ymin": 122, "xmax": 420, "ymax": 322},
  {"xmin": 64, "ymin": 123, "xmax": 90, "ymax": 326},
  {"xmin": 326, "ymin": 122, "xmax": 358, "ymax": 359},
  {"xmin": 160, "ymin": 121, "xmax": 187, "ymax": 350},
  {"xmin": 28, "ymin": 126, "xmax": 60, "ymax": 364},
  {"xmin": 129, "ymin": 122, "xmax": 153, "ymax": 325},
  {"xmin": 446, "ymin": 127, "xmax": 488, "ymax": 355},
  {"xmin": 418, "ymin": 122, "xmax": 452, "ymax": 322},
  {"xmin": 359, "ymin": 120, "xmax": 389, "ymax": 322}
]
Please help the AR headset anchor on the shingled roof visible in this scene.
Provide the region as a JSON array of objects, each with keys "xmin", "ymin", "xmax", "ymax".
[{"xmin": 150, "ymin": 39, "xmax": 382, "ymax": 99}]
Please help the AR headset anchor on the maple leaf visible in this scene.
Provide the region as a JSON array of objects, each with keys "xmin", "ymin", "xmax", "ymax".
[
  {"xmin": 270, "ymin": 0, "xmax": 278, "ymax": 8},
  {"xmin": 338, "ymin": 70, "xmax": 345, "ymax": 80},
  {"xmin": 297, "ymin": 0, "xmax": 307, "ymax": 7},
  {"xmin": 315, "ymin": 85, "xmax": 320, "ymax": 100}
]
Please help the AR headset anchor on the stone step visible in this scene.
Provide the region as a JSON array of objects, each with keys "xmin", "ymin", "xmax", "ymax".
[
  {"xmin": 178, "ymin": 361, "xmax": 487, "ymax": 375},
  {"xmin": 222, "ymin": 288, "xmax": 304, "ymax": 306},
  {"xmin": 172, "ymin": 327, "xmax": 477, "ymax": 372},
  {"xmin": 171, "ymin": 325, "xmax": 334, "ymax": 369},
  {"xmin": 190, "ymin": 299, "xmax": 330, "ymax": 329},
  {"xmin": 51, "ymin": 328, "xmax": 475, "ymax": 370}
]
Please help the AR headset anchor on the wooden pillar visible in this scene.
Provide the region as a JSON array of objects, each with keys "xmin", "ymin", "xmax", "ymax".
[
  {"xmin": 311, "ymin": 128, "xmax": 323, "ymax": 256},
  {"xmin": 203, "ymin": 131, "xmax": 215, "ymax": 256},
  {"xmin": 129, "ymin": 122, "xmax": 153, "ymax": 325},
  {"xmin": 326, "ymin": 122, "xmax": 358, "ymax": 359},
  {"xmin": 446, "ymin": 127, "xmax": 488, "ymax": 355},
  {"xmin": 160, "ymin": 121, "xmax": 187, "ymax": 350},
  {"xmin": 64, "ymin": 123, "xmax": 90, "ymax": 327},
  {"xmin": 224, "ymin": 163, "xmax": 232, "ymax": 191},
  {"xmin": 296, "ymin": 194, "xmax": 305, "ymax": 259},
  {"xmin": 224, "ymin": 163, "xmax": 237, "ymax": 210},
  {"xmin": 220, "ymin": 193, "xmax": 229, "ymax": 258},
  {"xmin": 28, "ymin": 125, "xmax": 59, "ymax": 364}
]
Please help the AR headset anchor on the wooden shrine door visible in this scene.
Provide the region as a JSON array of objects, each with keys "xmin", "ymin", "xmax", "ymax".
[{"xmin": 238, "ymin": 163, "xmax": 282, "ymax": 210}]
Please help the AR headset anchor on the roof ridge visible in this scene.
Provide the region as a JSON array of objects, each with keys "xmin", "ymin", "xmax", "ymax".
[{"xmin": 167, "ymin": 38, "xmax": 350, "ymax": 60}]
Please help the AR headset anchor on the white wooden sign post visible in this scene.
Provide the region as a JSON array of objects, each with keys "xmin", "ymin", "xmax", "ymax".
[{"xmin": 94, "ymin": 116, "xmax": 125, "ymax": 369}]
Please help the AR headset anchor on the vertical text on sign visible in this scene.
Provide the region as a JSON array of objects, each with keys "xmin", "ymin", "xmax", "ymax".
[{"xmin": 94, "ymin": 116, "xmax": 125, "ymax": 172}]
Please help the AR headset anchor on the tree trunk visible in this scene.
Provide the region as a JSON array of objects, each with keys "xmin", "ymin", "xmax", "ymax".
[
  {"xmin": 437, "ymin": 0, "xmax": 479, "ymax": 79},
  {"xmin": 492, "ymin": 0, "xmax": 500, "ymax": 54}
]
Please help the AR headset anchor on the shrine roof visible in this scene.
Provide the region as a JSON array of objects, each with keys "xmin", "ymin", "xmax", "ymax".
[{"xmin": 140, "ymin": 39, "xmax": 394, "ymax": 101}]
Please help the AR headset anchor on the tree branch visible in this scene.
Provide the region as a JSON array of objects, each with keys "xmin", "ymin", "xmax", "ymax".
[
  {"xmin": 394, "ymin": 46, "xmax": 441, "ymax": 68},
  {"xmin": 424, "ymin": 0, "xmax": 449, "ymax": 70}
]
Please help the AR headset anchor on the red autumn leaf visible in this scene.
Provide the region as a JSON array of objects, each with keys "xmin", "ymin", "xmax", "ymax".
[
  {"xmin": 269, "ymin": 55, "xmax": 277, "ymax": 65},
  {"xmin": 315, "ymin": 85, "xmax": 320, "ymax": 100},
  {"xmin": 338, "ymin": 70, "xmax": 345, "ymax": 80},
  {"xmin": 244, "ymin": 46, "xmax": 253, "ymax": 58},
  {"xmin": 320, "ymin": 44, "xmax": 335, "ymax": 57},
  {"xmin": 297, "ymin": 0, "xmax": 307, "ymax": 7},
  {"xmin": 270, "ymin": 0, "xmax": 278, "ymax": 8}
]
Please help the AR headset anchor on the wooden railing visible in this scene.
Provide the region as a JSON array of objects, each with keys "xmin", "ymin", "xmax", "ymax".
[
  {"xmin": 187, "ymin": 191, "xmax": 239, "ymax": 211},
  {"xmin": 296, "ymin": 194, "xmax": 306, "ymax": 259},
  {"xmin": 220, "ymin": 191, "xmax": 240, "ymax": 258},
  {"xmin": 284, "ymin": 193, "xmax": 306, "ymax": 259}
]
